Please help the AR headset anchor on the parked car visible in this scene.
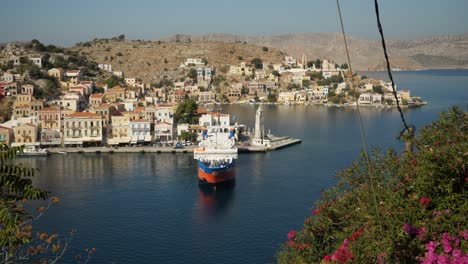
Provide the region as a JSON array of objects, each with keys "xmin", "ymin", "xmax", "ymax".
[{"xmin": 173, "ymin": 142, "xmax": 184, "ymax": 149}]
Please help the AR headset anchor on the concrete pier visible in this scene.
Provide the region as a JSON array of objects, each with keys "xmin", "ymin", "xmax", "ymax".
[
  {"xmin": 45, "ymin": 137, "xmax": 301, "ymax": 155},
  {"xmin": 238, "ymin": 137, "xmax": 302, "ymax": 153}
]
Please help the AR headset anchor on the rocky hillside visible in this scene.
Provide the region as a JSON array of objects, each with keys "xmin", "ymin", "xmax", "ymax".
[
  {"xmin": 159, "ymin": 33, "xmax": 468, "ymax": 70},
  {"xmin": 70, "ymin": 39, "xmax": 285, "ymax": 82},
  {"xmin": 388, "ymin": 33, "xmax": 468, "ymax": 69}
]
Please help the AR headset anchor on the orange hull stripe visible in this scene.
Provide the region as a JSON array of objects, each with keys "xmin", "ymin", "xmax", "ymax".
[{"xmin": 198, "ymin": 168, "xmax": 235, "ymax": 184}]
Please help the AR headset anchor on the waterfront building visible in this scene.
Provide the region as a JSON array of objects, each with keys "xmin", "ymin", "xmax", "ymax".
[
  {"xmin": 0, "ymin": 126, "xmax": 13, "ymax": 146},
  {"xmin": 154, "ymin": 122, "xmax": 173, "ymax": 141},
  {"xmin": 129, "ymin": 119, "xmax": 152, "ymax": 145},
  {"xmin": 38, "ymin": 107, "xmax": 61, "ymax": 131},
  {"xmin": 108, "ymin": 113, "xmax": 130, "ymax": 145},
  {"xmin": 400, "ymin": 90, "xmax": 411, "ymax": 101},
  {"xmin": 278, "ymin": 92, "xmax": 296, "ymax": 103},
  {"xmin": 40, "ymin": 129, "xmax": 62, "ymax": 147},
  {"xmin": 199, "ymin": 112, "xmax": 230, "ymax": 129},
  {"xmin": 63, "ymin": 112, "xmax": 103, "ymax": 147},
  {"xmin": 227, "ymin": 90, "xmax": 241, "ymax": 102},
  {"xmin": 384, "ymin": 92, "xmax": 403, "ymax": 105},
  {"xmin": 12, "ymin": 123, "xmax": 38, "ymax": 146},
  {"xmin": 358, "ymin": 93, "xmax": 372, "ymax": 104}
]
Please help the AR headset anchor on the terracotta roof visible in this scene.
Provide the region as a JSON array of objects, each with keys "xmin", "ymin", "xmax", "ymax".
[
  {"xmin": 131, "ymin": 119, "xmax": 150, "ymax": 123},
  {"xmin": 21, "ymin": 123, "xmax": 37, "ymax": 127},
  {"xmin": 80, "ymin": 81, "xmax": 92, "ymax": 85},
  {"xmin": 108, "ymin": 86, "xmax": 125, "ymax": 91},
  {"xmin": 197, "ymin": 109, "xmax": 208, "ymax": 114},
  {"xmin": 90, "ymin": 93, "xmax": 105, "ymax": 98},
  {"xmin": 0, "ymin": 125, "xmax": 13, "ymax": 132},
  {"xmin": 206, "ymin": 112, "xmax": 228, "ymax": 117},
  {"xmin": 38, "ymin": 107, "xmax": 60, "ymax": 112},
  {"xmin": 156, "ymin": 122, "xmax": 173, "ymax": 125},
  {"xmin": 66, "ymin": 112, "xmax": 100, "ymax": 118},
  {"xmin": 15, "ymin": 105, "xmax": 30, "ymax": 109}
]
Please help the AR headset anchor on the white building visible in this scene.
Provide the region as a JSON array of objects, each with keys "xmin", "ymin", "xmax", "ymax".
[
  {"xmin": 98, "ymin": 64, "xmax": 112, "ymax": 72},
  {"xmin": 155, "ymin": 108, "xmax": 174, "ymax": 124},
  {"xmin": 199, "ymin": 112, "xmax": 230, "ymax": 128},
  {"xmin": 129, "ymin": 119, "xmax": 152, "ymax": 144},
  {"xmin": 154, "ymin": 122, "xmax": 173, "ymax": 141}
]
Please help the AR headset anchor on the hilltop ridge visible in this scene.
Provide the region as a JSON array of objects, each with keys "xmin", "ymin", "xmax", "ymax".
[{"xmin": 158, "ymin": 32, "xmax": 468, "ymax": 70}]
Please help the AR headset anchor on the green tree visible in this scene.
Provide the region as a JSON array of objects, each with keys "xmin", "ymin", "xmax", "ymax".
[
  {"xmin": 174, "ymin": 99, "xmax": 199, "ymax": 124},
  {"xmin": 118, "ymin": 34, "xmax": 125, "ymax": 41},
  {"xmin": 267, "ymin": 93, "xmax": 277, "ymax": 102},
  {"xmin": 340, "ymin": 63, "xmax": 349, "ymax": 69},
  {"xmin": 272, "ymin": 70, "xmax": 281, "ymax": 77},
  {"xmin": 0, "ymin": 144, "xmax": 65, "ymax": 262},
  {"xmin": 187, "ymin": 68, "xmax": 197, "ymax": 79},
  {"xmin": 314, "ymin": 59, "xmax": 322, "ymax": 69},
  {"xmin": 262, "ymin": 47, "xmax": 269, "ymax": 52},
  {"xmin": 373, "ymin": 85, "xmax": 384, "ymax": 94},
  {"xmin": 103, "ymin": 76, "xmax": 121, "ymax": 88},
  {"xmin": 93, "ymin": 87, "xmax": 105, "ymax": 94},
  {"xmin": 250, "ymin": 58, "xmax": 263, "ymax": 69},
  {"xmin": 180, "ymin": 131, "xmax": 197, "ymax": 142}
]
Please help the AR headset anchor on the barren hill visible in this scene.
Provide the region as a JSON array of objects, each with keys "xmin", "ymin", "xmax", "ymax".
[
  {"xmin": 70, "ymin": 40, "xmax": 285, "ymax": 82},
  {"xmin": 159, "ymin": 33, "xmax": 468, "ymax": 70}
]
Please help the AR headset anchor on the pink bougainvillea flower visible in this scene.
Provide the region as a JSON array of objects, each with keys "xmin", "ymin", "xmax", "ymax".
[
  {"xmin": 419, "ymin": 197, "xmax": 431, "ymax": 207},
  {"xmin": 287, "ymin": 230, "xmax": 296, "ymax": 241},
  {"xmin": 349, "ymin": 229, "xmax": 363, "ymax": 241},
  {"xmin": 313, "ymin": 209, "xmax": 319, "ymax": 216},
  {"xmin": 331, "ymin": 239, "xmax": 353, "ymax": 263},
  {"xmin": 323, "ymin": 255, "xmax": 332, "ymax": 262}
]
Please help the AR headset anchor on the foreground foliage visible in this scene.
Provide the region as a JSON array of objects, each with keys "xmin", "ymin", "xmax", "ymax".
[
  {"xmin": 0, "ymin": 145, "xmax": 93, "ymax": 263},
  {"xmin": 277, "ymin": 107, "xmax": 467, "ymax": 263}
]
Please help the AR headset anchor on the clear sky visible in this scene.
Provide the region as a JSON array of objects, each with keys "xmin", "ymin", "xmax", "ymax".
[{"xmin": 1, "ymin": 0, "xmax": 467, "ymax": 47}]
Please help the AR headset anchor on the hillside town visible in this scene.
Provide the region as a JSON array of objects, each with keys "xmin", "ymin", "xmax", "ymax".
[{"xmin": 0, "ymin": 40, "xmax": 425, "ymax": 148}]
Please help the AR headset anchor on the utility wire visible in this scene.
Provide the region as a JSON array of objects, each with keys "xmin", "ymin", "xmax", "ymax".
[
  {"xmin": 373, "ymin": 0, "xmax": 410, "ymax": 132},
  {"xmin": 336, "ymin": 0, "xmax": 383, "ymax": 236}
]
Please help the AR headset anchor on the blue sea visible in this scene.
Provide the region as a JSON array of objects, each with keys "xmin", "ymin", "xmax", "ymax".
[{"xmin": 23, "ymin": 70, "xmax": 467, "ymax": 263}]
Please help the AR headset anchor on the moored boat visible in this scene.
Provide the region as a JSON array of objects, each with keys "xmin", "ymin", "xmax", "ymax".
[
  {"xmin": 194, "ymin": 127, "xmax": 238, "ymax": 184},
  {"xmin": 18, "ymin": 146, "xmax": 49, "ymax": 156}
]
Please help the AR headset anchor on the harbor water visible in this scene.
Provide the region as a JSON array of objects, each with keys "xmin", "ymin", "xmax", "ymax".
[{"xmin": 22, "ymin": 70, "xmax": 468, "ymax": 263}]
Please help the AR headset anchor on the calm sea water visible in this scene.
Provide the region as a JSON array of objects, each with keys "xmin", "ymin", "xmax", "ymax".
[{"xmin": 22, "ymin": 70, "xmax": 467, "ymax": 263}]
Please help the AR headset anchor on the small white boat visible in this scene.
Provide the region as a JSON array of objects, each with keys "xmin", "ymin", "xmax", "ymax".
[
  {"xmin": 18, "ymin": 146, "xmax": 49, "ymax": 156},
  {"xmin": 57, "ymin": 151, "xmax": 68, "ymax": 155}
]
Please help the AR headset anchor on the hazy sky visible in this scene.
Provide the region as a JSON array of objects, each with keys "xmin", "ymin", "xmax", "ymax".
[{"xmin": 1, "ymin": 0, "xmax": 467, "ymax": 47}]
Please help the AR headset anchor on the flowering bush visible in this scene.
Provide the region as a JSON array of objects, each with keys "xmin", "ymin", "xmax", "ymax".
[{"xmin": 277, "ymin": 107, "xmax": 468, "ymax": 263}]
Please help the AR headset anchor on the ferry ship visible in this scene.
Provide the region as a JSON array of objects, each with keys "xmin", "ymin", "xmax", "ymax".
[{"xmin": 194, "ymin": 127, "xmax": 238, "ymax": 184}]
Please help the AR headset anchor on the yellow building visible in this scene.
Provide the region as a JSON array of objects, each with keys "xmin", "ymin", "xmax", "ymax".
[{"xmin": 14, "ymin": 123, "xmax": 38, "ymax": 145}]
